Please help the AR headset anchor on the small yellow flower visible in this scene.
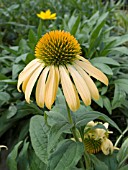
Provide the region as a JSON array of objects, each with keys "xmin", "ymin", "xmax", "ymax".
[
  {"xmin": 17, "ymin": 30, "xmax": 108, "ymax": 111},
  {"xmin": 37, "ymin": 9, "xmax": 56, "ymax": 20}
]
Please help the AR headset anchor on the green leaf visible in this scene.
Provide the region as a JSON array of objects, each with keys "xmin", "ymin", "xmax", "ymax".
[
  {"xmin": 91, "ymin": 57, "xmax": 119, "ymax": 66},
  {"xmin": 112, "ymin": 84, "xmax": 126, "ymax": 109},
  {"xmin": 89, "ymin": 12, "xmax": 108, "ymax": 48},
  {"xmin": 118, "ymin": 165, "xmax": 128, "ymax": 170},
  {"xmin": 0, "ymin": 92, "xmax": 11, "ymax": 106},
  {"xmin": 47, "ymin": 140, "xmax": 84, "ymax": 170},
  {"xmin": 46, "ymin": 104, "xmax": 68, "ymax": 126},
  {"xmin": 117, "ymin": 138, "xmax": 128, "ymax": 168},
  {"xmin": 111, "ymin": 47, "xmax": 128, "ymax": 55},
  {"xmin": 48, "ymin": 122, "xmax": 72, "ymax": 153},
  {"xmin": 6, "ymin": 104, "xmax": 17, "ymax": 119},
  {"xmin": 7, "ymin": 141, "xmax": 23, "ymax": 170},
  {"xmin": 29, "ymin": 115, "xmax": 50, "ymax": 164},
  {"xmin": 74, "ymin": 108, "xmax": 121, "ymax": 133},
  {"xmin": 103, "ymin": 96, "xmax": 112, "ymax": 114},
  {"xmin": 114, "ymin": 79, "xmax": 128, "ymax": 94},
  {"xmin": 17, "ymin": 141, "xmax": 30, "ymax": 170},
  {"xmin": 90, "ymin": 154, "xmax": 108, "ymax": 170},
  {"xmin": 96, "ymin": 150, "xmax": 119, "ymax": 170},
  {"xmin": 113, "ymin": 34, "xmax": 128, "ymax": 47},
  {"xmin": 28, "ymin": 29, "xmax": 37, "ymax": 50},
  {"xmin": 37, "ymin": 21, "xmax": 43, "ymax": 39},
  {"xmin": 70, "ymin": 15, "xmax": 81, "ymax": 36},
  {"xmin": 0, "ymin": 73, "xmax": 8, "ymax": 80},
  {"xmin": 12, "ymin": 64, "xmax": 24, "ymax": 79},
  {"xmin": 28, "ymin": 147, "xmax": 47, "ymax": 170},
  {"xmin": 94, "ymin": 96, "xmax": 104, "ymax": 107},
  {"xmin": 92, "ymin": 63, "xmax": 113, "ymax": 75}
]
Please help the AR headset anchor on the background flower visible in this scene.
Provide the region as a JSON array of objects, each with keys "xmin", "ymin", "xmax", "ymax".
[{"xmin": 37, "ymin": 9, "xmax": 56, "ymax": 20}]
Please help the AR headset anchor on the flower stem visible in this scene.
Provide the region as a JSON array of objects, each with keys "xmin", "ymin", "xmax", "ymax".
[{"xmin": 66, "ymin": 103, "xmax": 85, "ymax": 169}]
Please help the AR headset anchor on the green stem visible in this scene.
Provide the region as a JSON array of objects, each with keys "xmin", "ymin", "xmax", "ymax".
[
  {"xmin": 114, "ymin": 125, "xmax": 128, "ymax": 147},
  {"xmin": 66, "ymin": 103, "xmax": 85, "ymax": 169},
  {"xmin": 79, "ymin": 128, "xmax": 91, "ymax": 169}
]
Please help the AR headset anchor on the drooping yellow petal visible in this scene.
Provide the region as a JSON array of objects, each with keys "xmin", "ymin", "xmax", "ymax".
[
  {"xmin": 74, "ymin": 64, "xmax": 99, "ymax": 100},
  {"xmin": 17, "ymin": 61, "xmax": 41, "ymax": 92},
  {"xmin": 23, "ymin": 59, "xmax": 40, "ymax": 72},
  {"xmin": 76, "ymin": 60, "xmax": 108, "ymax": 86},
  {"xmin": 22, "ymin": 73, "xmax": 32, "ymax": 93},
  {"xmin": 59, "ymin": 66, "xmax": 80, "ymax": 112},
  {"xmin": 25, "ymin": 64, "xmax": 44, "ymax": 103},
  {"xmin": 45, "ymin": 66, "xmax": 59, "ymax": 109},
  {"xmin": 36, "ymin": 67, "xmax": 49, "ymax": 108},
  {"xmin": 68, "ymin": 65, "xmax": 91, "ymax": 106},
  {"xmin": 101, "ymin": 138, "xmax": 114, "ymax": 155}
]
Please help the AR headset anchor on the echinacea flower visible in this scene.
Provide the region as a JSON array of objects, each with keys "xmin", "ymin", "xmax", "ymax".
[
  {"xmin": 37, "ymin": 9, "xmax": 56, "ymax": 20},
  {"xmin": 17, "ymin": 30, "xmax": 108, "ymax": 111},
  {"xmin": 84, "ymin": 121, "xmax": 114, "ymax": 155}
]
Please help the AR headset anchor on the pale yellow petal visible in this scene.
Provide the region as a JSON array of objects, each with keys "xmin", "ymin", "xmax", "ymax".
[
  {"xmin": 45, "ymin": 66, "xmax": 59, "ymax": 110},
  {"xmin": 36, "ymin": 67, "xmax": 49, "ymax": 108},
  {"xmin": 17, "ymin": 61, "xmax": 41, "ymax": 92},
  {"xmin": 74, "ymin": 64, "xmax": 99, "ymax": 100},
  {"xmin": 76, "ymin": 60, "xmax": 108, "ymax": 86},
  {"xmin": 101, "ymin": 138, "xmax": 114, "ymax": 155},
  {"xmin": 23, "ymin": 59, "xmax": 40, "ymax": 72},
  {"xmin": 22, "ymin": 73, "xmax": 32, "ymax": 93},
  {"xmin": 77, "ymin": 55, "xmax": 90, "ymax": 64},
  {"xmin": 25, "ymin": 64, "xmax": 43, "ymax": 103},
  {"xmin": 59, "ymin": 66, "xmax": 80, "ymax": 112},
  {"xmin": 68, "ymin": 65, "xmax": 91, "ymax": 106}
]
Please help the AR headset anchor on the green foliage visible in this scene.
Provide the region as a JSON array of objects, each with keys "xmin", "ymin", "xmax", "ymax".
[{"xmin": 0, "ymin": 0, "xmax": 128, "ymax": 169}]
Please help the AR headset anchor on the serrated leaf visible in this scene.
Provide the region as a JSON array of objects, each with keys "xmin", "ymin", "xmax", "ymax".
[
  {"xmin": 117, "ymin": 138, "xmax": 128, "ymax": 168},
  {"xmin": 47, "ymin": 140, "xmax": 84, "ymax": 170},
  {"xmin": 29, "ymin": 115, "xmax": 50, "ymax": 164},
  {"xmin": 7, "ymin": 141, "xmax": 23, "ymax": 170}
]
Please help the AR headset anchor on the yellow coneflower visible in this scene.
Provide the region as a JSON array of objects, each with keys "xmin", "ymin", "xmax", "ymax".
[
  {"xmin": 17, "ymin": 30, "xmax": 108, "ymax": 111},
  {"xmin": 37, "ymin": 9, "xmax": 56, "ymax": 20},
  {"xmin": 84, "ymin": 121, "xmax": 114, "ymax": 155}
]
